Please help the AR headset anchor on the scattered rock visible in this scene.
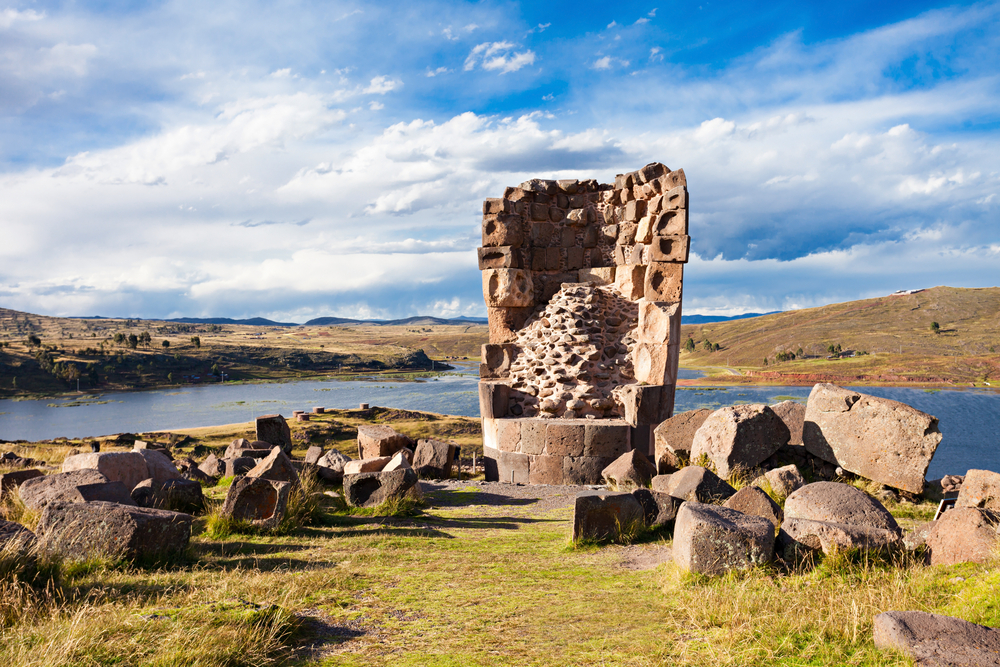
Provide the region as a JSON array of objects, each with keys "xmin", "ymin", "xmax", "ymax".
[
  {"xmin": 344, "ymin": 457, "xmax": 392, "ymax": 475},
  {"xmin": 255, "ymin": 414, "xmax": 292, "ymax": 453},
  {"xmin": 770, "ymin": 400, "xmax": 805, "ymax": 445},
  {"xmin": 802, "ymin": 383, "xmax": 941, "ymax": 494},
  {"xmin": 316, "ymin": 449, "xmax": 351, "ymax": 483},
  {"xmin": 343, "ymin": 468, "xmax": 418, "ymax": 508},
  {"xmin": 134, "ymin": 449, "xmax": 182, "ymax": 483},
  {"xmin": 37, "ymin": 501, "xmax": 192, "ymax": 561},
  {"xmin": 653, "ymin": 408, "xmax": 712, "ymax": 473},
  {"xmin": 304, "ymin": 446, "xmax": 324, "ymax": 465},
  {"xmin": 780, "ymin": 518, "xmax": 902, "ymax": 557},
  {"xmin": 357, "ymin": 425, "xmax": 415, "ymax": 460},
  {"xmin": 903, "ymin": 521, "xmax": 935, "ymax": 551},
  {"xmin": 61, "ymin": 451, "xmax": 150, "ymax": 492},
  {"xmin": 412, "ymin": 439, "xmax": 456, "ymax": 480},
  {"xmin": 0, "ymin": 469, "xmax": 43, "ymax": 497},
  {"xmin": 0, "ymin": 519, "xmax": 36, "ymax": 554},
  {"xmin": 759, "ymin": 464, "xmax": 805, "ymax": 498},
  {"xmin": 382, "ymin": 449, "xmax": 413, "ymax": 472},
  {"xmin": 221, "ymin": 477, "xmax": 292, "ymax": 531},
  {"xmin": 673, "ymin": 502, "xmax": 775, "ymax": 575},
  {"xmin": 955, "ymin": 469, "xmax": 1000, "ymax": 511},
  {"xmin": 874, "ymin": 610, "xmax": 1000, "ymax": 666},
  {"xmin": 572, "ymin": 490, "xmax": 645, "ymax": 542},
  {"xmin": 924, "ymin": 507, "xmax": 1000, "ymax": 566},
  {"xmin": 724, "ymin": 486, "xmax": 783, "ymax": 528},
  {"xmin": 652, "ymin": 466, "xmax": 736, "ymax": 503},
  {"xmin": 247, "ymin": 447, "xmax": 300, "ymax": 486},
  {"xmin": 76, "ymin": 481, "xmax": 136, "ymax": 505},
  {"xmin": 632, "ymin": 488, "xmax": 681, "ymax": 527},
  {"xmin": 198, "ymin": 454, "xmax": 225, "ymax": 478},
  {"xmin": 18, "ymin": 469, "xmax": 110, "ymax": 511},
  {"xmin": 132, "ymin": 478, "xmax": 204, "ymax": 513},
  {"xmin": 602, "ymin": 449, "xmax": 657, "ymax": 490},
  {"xmin": 225, "ymin": 457, "xmax": 256, "ymax": 477},
  {"xmin": 689, "ymin": 404, "xmax": 790, "ymax": 478},
  {"xmin": 784, "ymin": 482, "xmax": 900, "ymax": 534}
]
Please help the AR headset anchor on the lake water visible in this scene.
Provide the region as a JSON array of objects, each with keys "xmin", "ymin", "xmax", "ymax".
[{"xmin": 0, "ymin": 365, "xmax": 996, "ymax": 479}]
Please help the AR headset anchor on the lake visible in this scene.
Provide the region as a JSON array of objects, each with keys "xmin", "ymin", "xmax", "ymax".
[{"xmin": 0, "ymin": 365, "xmax": 996, "ymax": 479}]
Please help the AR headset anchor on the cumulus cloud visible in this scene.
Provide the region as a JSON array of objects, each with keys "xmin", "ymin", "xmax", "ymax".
[{"xmin": 464, "ymin": 41, "xmax": 536, "ymax": 73}]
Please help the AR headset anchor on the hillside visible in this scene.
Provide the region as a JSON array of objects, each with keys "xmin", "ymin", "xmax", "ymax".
[{"xmin": 680, "ymin": 286, "xmax": 1000, "ymax": 386}]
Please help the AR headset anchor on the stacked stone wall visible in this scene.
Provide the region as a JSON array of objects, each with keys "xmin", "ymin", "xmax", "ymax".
[{"xmin": 479, "ymin": 163, "xmax": 689, "ymax": 485}]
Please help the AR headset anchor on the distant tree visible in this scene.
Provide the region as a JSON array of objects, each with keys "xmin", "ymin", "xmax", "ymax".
[
  {"xmin": 11, "ymin": 377, "xmax": 16, "ymax": 389},
  {"xmin": 26, "ymin": 334, "xmax": 41, "ymax": 347},
  {"xmin": 161, "ymin": 340, "xmax": 170, "ymax": 349},
  {"xmin": 712, "ymin": 343, "xmax": 720, "ymax": 352},
  {"xmin": 684, "ymin": 337, "xmax": 696, "ymax": 352},
  {"xmin": 127, "ymin": 334, "xmax": 139, "ymax": 349},
  {"xmin": 139, "ymin": 331, "xmax": 152, "ymax": 348},
  {"xmin": 190, "ymin": 336, "xmax": 201, "ymax": 348},
  {"xmin": 167, "ymin": 372, "xmax": 173, "ymax": 383},
  {"xmin": 762, "ymin": 357, "xmax": 769, "ymax": 366},
  {"xmin": 835, "ymin": 343, "xmax": 842, "ymax": 354},
  {"xmin": 211, "ymin": 363, "xmax": 220, "ymax": 377},
  {"xmin": 931, "ymin": 321, "xmax": 940, "ymax": 334},
  {"xmin": 796, "ymin": 347, "xmax": 803, "ymax": 357},
  {"xmin": 113, "ymin": 332, "xmax": 126, "ymax": 347},
  {"xmin": 827, "ymin": 343, "xmax": 836, "ymax": 355},
  {"xmin": 703, "ymin": 339, "xmax": 713, "ymax": 352}
]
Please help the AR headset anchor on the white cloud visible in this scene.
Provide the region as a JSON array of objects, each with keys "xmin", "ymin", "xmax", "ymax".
[
  {"xmin": 369, "ymin": 100, "xmax": 384, "ymax": 111},
  {"xmin": 363, "ymin": 75, "xmax": 402, "ymax": 94},
  {"xmin": 464, "ymin": 41, "xmax": 535, "ymax": 74},
  {"xmin": 634, "ymin": 18, "xmax": 650, "ymax": 25},
  {"xmin": 0, "ymin": 7, "xmax": 44, "ymax": 28},
  {"xmin": 592, "ymin": 56, "xmax": 629, "ymax": 71},
  {"xmin": 426, "ymin": 67, "xmax": 449, "ymax": 77}
]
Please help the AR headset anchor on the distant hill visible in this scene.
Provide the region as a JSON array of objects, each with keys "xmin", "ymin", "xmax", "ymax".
[
  {"xmin": 681, "ymin": 312, "xmax": 779, "ymax": 324},
  {"xmin": 302, "ymin": 316, "xmax": 488, "ymax": 326},
  {"xmin": 164, "ymin": 317, "xmax": 298, "ymax": 327}
]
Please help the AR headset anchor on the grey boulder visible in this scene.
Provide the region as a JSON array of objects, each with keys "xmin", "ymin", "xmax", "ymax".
[
  {"xmin": 689, "ymin": 404, "xmax": 790, "ymax": 478},
  {"xmin": 343, "ymin": 468, "xmax": 418, "ymax": 508},
  {"xmin": 874, "ymin": 610, "xmax": 1000, "ymax": 667},
  {"xmin": 572, "ymin": 490, "xmax": 645, "ymax": 542},
  {"xmin": 673, "ymin": 502, "xmax": 775, "ymax": 575}
]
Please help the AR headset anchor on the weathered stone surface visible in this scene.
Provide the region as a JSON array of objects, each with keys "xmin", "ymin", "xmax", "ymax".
[
  {"xmin": 134, "ymin": 449, "xmax": 182, "ymax": 483},
  {"xmin": 632, "ymin": 488, "xmax": 681, "ymax": 527},
  {"xmin": 357, "ymin": 425, "xmax": 415, "ymax": 460},
  {"xmin": 545, "ymin": 421, "xmax": 586, "ymax": 457},
  {"xmin": 480, "ymin": 343, "xmax": 516, "ymax": 379},
  {"xmin": 724, "ymin": 486, "xmax": 784, "ymax": 528},
  {"xmin": 760, "ymin": 464, "xmax": 805, "ymax": 498},
  {"xmin": 221, "ymin": 477, "xmax": 291, "ymax": 531},
  {"xmin": 76, "ymin": 481, "xmax": 136, "ymax": 505},
  {"xmin": 478, "ymin": 381, "xmax": 509, "ymax": 419},
  {"xmin": 653, "ymin": 408, "xmax": 712, "ymax": 473},
  {"xmin": 572, "ymin": 491, "xmax": 645, "ymax": 542},
  {"xmin": 412, "ymin": 439, "xmax": 456, "ymax": 479},
  {"xmin": 925, "ymin": 507, "xmax": 1000, "ymax": 566},
  {"xmin": 781, "ymin": 518, "xmax": 902, "ymax": 556},
  {"xmin": 62, "ymin": 452, "xmax": 150, "ymax": 492},
  {"xmin": 784, "ymin": 482, "xmax": 900, "ymax": 533},
  {"xmin": 224, "ymin": 439, "xmax": 252, "ymax": 459},
  {"xmin": 382, "ymin": 448, "xmax": 413, "ymax": 473},
  {"xmin": 578, "ymin": 267, "xmax": 616, "ymax": 285},
  {"xmin": 647, "ymin": 235, "xmax": 690, "ymax": 263},
  {"xmin": 643, "ymin": 262, "xmax": 683, "ymax": 302},
  {"xmin": 478, "ymin": 246, "xmax": 523, "ymax": 270},
  {"xmin": 528, "ymin": 454, "xmax": 563, "ymax": 485},
  {"xmin": 304, "ymin": 446, "xmax": 324, "ymax": 465},
  {"xmin": 771, "ymin": 400, "xmax": 806, "ymax": 445},
  {"xmin": 198, "ymin": 454, "xmax": 225, "ymax": 478},
  {"xmin": 658, "ymin": 466, "xmax": 736, "ymax": 503},
  {"xmin": 0, "ymin": 469, "xmax": 43, "ymax": 497},
  {"xmin": 584, "ymin": 421, "xmax": 631, "ymax": 458},
  {"xmin": 956, "ymin": 469, "xmax": 1000, "ymax": 511},
  {"xmin": 487, "ymin": 306, "xmax": 534, "ymax": 344},
  {"xmin": 483, "ymin": 269, "xmax": 534, "ymax": 308},
  {"xmin": 0, "ymin": 519, "xmax": 36, "ymax": 554},
  {"xmin": 803, "ymin": 383, "xmax": 942, "ymax": 494},
  {"xmin": 636, "ymin": 300, "xmax": 680, "ymax": 345},
  {"xmin": 37, "ymin": 501, "xmax": 192, "ymax": 561},
  {"xmin": 601, "ymin": 449, "xmax": 657, "ymax": 491},
  {"xmin": 619, "ymin": 384, "xmax": 670, "ymax": 427},
  {"xmin": 563, "ymin": 456, "xmax": 614, "ymax": 485},
  {"xmin": 690, "ymin": 404, "xmax": 790, "ymax": 478},
  {"xmin": 615, "ymin": 264, "xmax": 645, "ymax": 300},
  {"xmin": 225, "ymin": 456, "xmax": 256, "ymax": 477},
  {"xmin": 343, "ymin": 468, "xmax": 418, "ymax": 508},
  {"xmin": 132, "ymin": 478, "xmax": 204, "ymax": 513},
  {"xmin": 499, "ymin": 451, "xmax": 530, "ymax": 484},
  {"xmin": 633, "ymin": 342, "xmax": 678, "ymax": 385},
  {"xmin": 874, "ymin": 610, "xmax": 1000, "ymax": 667},
  {"xmin": 247, "ymin": 447, "xmax": 300, "ymax": 485},
  {"xmin": 673, "ymin": 502, "xmax": 775, "ymax": 575},
  {"xmin": 255, "ymin": 414, "xmax": 292, "ymax": 452},
  {"xmin": 344, "ymin": 456, "xmax": 392, "ymax": 475},
  {"xmin": 18, "ymin": 469, "xmax": 109, "ymax": 511},
  {"xmin": 317, "ymin": 448, "xmax": 351, "ymax": 483}
]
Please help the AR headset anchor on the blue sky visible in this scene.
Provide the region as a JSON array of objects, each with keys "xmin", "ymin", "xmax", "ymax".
[{"xmin": 0, "ymin": 0, "xmax": 997, "ymax": 321}]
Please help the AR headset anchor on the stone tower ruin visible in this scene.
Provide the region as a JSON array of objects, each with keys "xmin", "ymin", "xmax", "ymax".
[{"xmin": 478, "ymin": 162, "xmax": 689, "ymax": 484}]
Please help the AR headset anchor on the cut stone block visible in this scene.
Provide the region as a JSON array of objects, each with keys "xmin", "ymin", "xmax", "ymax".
[
  {"xmin": 643, "ymin": 262, "xmax": 683, "ymax": 302},
  {"xmin": 62, "ymin": 451, "xmax": 149, "ymax": 492},
  {"xmin": 615, "ymin": 265, "xmax": 645, "ymax": 300},
  {"xmin": 132, "ymin": 478, "xmax": 204, "ymax": 514},
  {"xmin": 255, "ymin": 414, "xmax": 292, "ymax": 452},
  {"xmin": 221, "ymin": 477, "xmax": 291, "ymax": 531},
  {"xmin": 304, "ymin": 446, "xmax": 324, "ymax": 465},
  {"xmin": 651, "ymin": 209, "xmax": 687, "ymax": 236},
  {"xmin": 654, "ymin": 408, "xmax": 712, "ymax": 473},
  {"xmin": 77, "ymin": 481, "xmax": 136, "ymax": 505},
  {"xmin": 632, "ymin": 488, "xmax": 681, "ymax": 527},
  {"xmin": 578, "ymin": 267, "xmax": 616, "ymax": 285},
  {"xmin": 563, "ymin": 456, "xmax": 614, "ymax": 486},
  {"xmin": 19, "ymin": 470, "xmax": 111, "ymax": 511},
  {"xmin": 545, "ymin": 421, "xmax": 586, "ymax": 457},
  {"xmin": 225, "ymin": 457, "xmax": 256, "ymax": 477},
  {"xmin": 633, "ymin": 342, "xmax": 678, "ymax": 385},
  {"xmin": 412, "ymin": 439, "xmax": 456, "ymax": 479},
  {"xmin": 723, "ymin": 485, "xmax": 784, "ymax": 528},
  {"xmin": 583, "ymin": 421, "xmax": 631, "ymax": 458},
  {"xmin": 247, "ymin": 447, "xmax": 300, "ymax": 486},
  {"xmin": 487, "ymin": 306, "xmax": 535, "ymax": 344},
  {"xmin": 344, "ymin": 468, "xmax": 418, "ymax": 508},
  {"xmin": 135, "ymin": 449, "xmax": 182, "ymax": 484},
  {"xmin": 482, "ymin": 213, "xmax": 523, "ymax": 247},
  {"xmin": 602, "ymin": 449, "xmax": 657, "ymax": 491},
  {"xmin": 689, "ymin": 404, "xmax": 790, "ymax": 479},
  {"xmin": 572, "ymin": 491, "xmax": 645, "ymax": 542},
  {"xmin": 648, "ymin": 235, "xmax": 690, "ymax": 263},
  {"xmin": 874, "ymin": 610, "xmax": 1000, "ymax": 667},
  {"xmin": 803, "ymin": 383, "xmax": 941, "ymax": 494},
  {"xmin": 344, "ymin": 456, "xmax": 392, "ymax": 475},
  {"xmin": 673, "ymin": 502, "xmax": 774, "ymax": 575},
  {"xmin": 477, "ymin": 246, "xmax": 523, "ymax": 270},
  {"xmin": 483, "ymin": 269, "xmax": 534, "ymax": 308},
  {"xmin": 637, "ymin": 300, "xmax": 680, "ymax": 345},
  {"xmin": 357, "ymin": 425, "xmax": 415, "ymax": 460},
  {"xmin": 497, "ymin": 419, "xmax": 522, "ymax": 453},
  {"xmin": 478, "ymin": 381, "xmax": 510, "ymax": 419},
  {"xmin": 480, "ymin": 343, "xmax": 516, "ymax": 379},
  {"xmin": 656, "ymin": 466, "xmax": 736, "ymax": 503},
  {"xmin": 498, "ymin": 451, "xmax": 529, "ymax": 484},
  {"xmin": 619, "ymin": 384, "xmax": 670, "ymax": 427},
  {"xmin": 660, "ymin": 186, "xmax": 687, "ymax": 213},
  {"xmin": 528, "ymin": 455, "xmax": 563, "ymax": 485},
  {"xmin": 382, "ymin": 448, "xmax": 413, "ymax": 473},
  {"xmin": 784, "ymin": 482, "xmax": 900, "ymax": 533}
]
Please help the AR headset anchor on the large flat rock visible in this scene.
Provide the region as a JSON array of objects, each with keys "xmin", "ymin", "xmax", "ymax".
[
  {"xmin": 874, "ymin": 610, "xmax": 1000, "ymax": 666},
  {"xmin": 803, "ymin": 383, "xmax": 941, "ymax": 494}
]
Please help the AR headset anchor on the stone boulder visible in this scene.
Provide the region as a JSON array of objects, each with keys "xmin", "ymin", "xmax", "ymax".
[
  {"xmin": 224, "ymin": 457, "xmax": 256, "ymax": 477},
  {"xmin": 344, "ymin": 457, "xmax": 392, "ymax": 475},
  {"xmin": 76, "ymin": 481, "xmax": 136, "ymax": 505},
  {"xmin": 134, "ymin": 449, "xmax": 181, "ymax": 483},
  {"xmin": 802, "ymin": 383, "xmax": 941, "ymax": 494},
  {"xmin": 673, "ymin": 502, "xmax": 775, "ymax": 575},
  {"xmin": 602, "ymin": 449, "xmax": 657, "ymax": 490},
  {"xmin": 924, "ymin": 507, "xmax": 1000, "ymax": 566},
  {"xmin": 37, "ymin": 501, "xmax": 192, "ymax": 561},
  {"xmin": 780, "ymin": 519, "xmax": 902, "ymax": 557},
  {"xmin": 131, "ymin": 478, "xmax": 204, "ymax": 514},
  {"xmin": 724, "ymin": 486, "xmax": 783, "ymax": 529},
  {"xmin": 0, "ymin": 469, "xmax": 44, "ymax": 497},
  {"xmin": 572, "ymin": 491, "xmax": 645, "ymax": 542},
  {"xmin": 304, "ymin": 446, "xmax": 324, "ymax": 465},
  {"xmin": 62, "ymin": 451, "xmax": 149, "ymax": 492},
  {"xmin": 18, "ymin": 469, "xmax": 110, "ymax": 510},
  {"xmin": 343, "ymin": 468, "xmax": 418, "ymax": 508},
  {"xmin": 224, "ymin": 438, "xmax": 252, "ymax": 459},
  {"xmin": 198, "ymin": 454, "xmax": 225, "ymax": 478},
  {"xmin": 784, "ymin": 482, "xmax": 900, "ymax": 534},
  {"xmin": 357, "ymin": 425, "xmax": 415, "ymax": 460},
  {"xmin": 382, "ymin": 449, "xmax": 413, "ymax": 472},
  {"xmin": 770, "ymin": 400, "xmax": 805, "ymax": 445},
  {"xmin": 220, "ymin": 477, "xmax": 291, "ymax": 531},
  {"xmin": 247, "ymin": 447, "xmax": 300, "ymax": 486},
  {"xmin": 412, "ymin": 439, "xmax": 456, "ymax": 480},
  {"xmin": 255, "ymin": 415, "xmax": 292, "ymax": 452},
  {"xmin": 0, "ymin": 519, "xmax": 37, "ymax": 554},
  {"xmin": 631, "ymin": 488, "xmax": 681, "ymax": 528},
  {"xmin": 689, "ymin": 405, "xmax": 790, "ymax": 478},
  {"xmin": 652, "ymin": 466, "xmax": 736, "ymax": 503},
  {"xmin": 653, "ymin": 408, "xmax": 712, "ymax": 473},
  {"xmin": 874, "ymin": 610, "xmax": 1000, "ymax": 666},
  {"xmin": 317, "ymin": 449, "xmax": 351, "ymax": 484},
  {"xmin": 955, "ymin": 469, "xmax": 1000, "ymax": 511},
  {"xmin": 758, "ymin": 464, "xmax": 805, "ymax": 498}
]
